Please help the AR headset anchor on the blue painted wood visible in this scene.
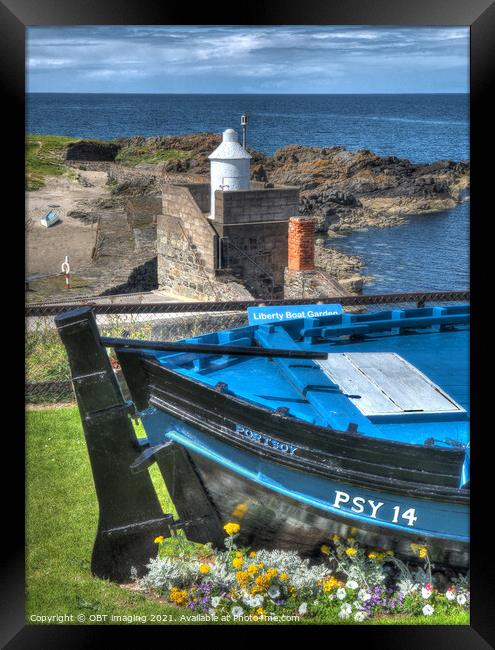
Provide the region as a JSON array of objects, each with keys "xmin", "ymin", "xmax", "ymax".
[
  {"xmin": 145, "ymin": 413, "xmax": 469, "ymax": 543},
  {"xmin": 152, "ymin": 305, "xmax": 469, "ymax": 449}
]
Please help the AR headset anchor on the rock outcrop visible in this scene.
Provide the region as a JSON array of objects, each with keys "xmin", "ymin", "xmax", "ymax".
[
  {"xmin": 66, "ymin": 140, "xmax": 120, "ymax": 162},
  {"xmin": 265, "ymin": 145, "xmax": 469, "ymax": 233},
  {"xmin": 104, "ymin": 135, "xmax": 469, "ymax": 235}
]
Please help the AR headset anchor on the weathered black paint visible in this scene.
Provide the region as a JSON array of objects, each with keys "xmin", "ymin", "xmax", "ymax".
[
  {"xmin": 55, "ymin": 307, "xmax": 168, "ymax": 581},
  {"xmin": 118, "ymin": 352, "xmax": 468, "ymax": 497},
  {"xmin": 55, "ymin": 306, "xmax": 226, "ymax": 582},
  {"xmin": 101, "ymin": 335, "xmax": 328, "ymax": 359}
]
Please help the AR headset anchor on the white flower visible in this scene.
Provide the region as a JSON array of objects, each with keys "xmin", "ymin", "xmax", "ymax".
[
  {"xmin": 445, "ymin": 589, "xmax": 456, "ymax": 602},
  {"xmin": 211, "ymin": 596, "xmax": 221, "ymax": 608},
  {"xmin": 231, "ymin": 606, "xmax": 244, "ymax": 618},
  {"xmin": 242, "ymin": 593, "xmax": 264, "ymax": 608},
  {"xmin": 354, "ymin": 611, "xmax": 367, "ymax": 622},
  {"xmin": 267, "ymin": 585, "xmax": 281, "ymax": 600},
  {"xmin": 338, "ymin": 603, "xmax": 352, "ymax": 619},
  {"xmin": 298, "ymin": 602, "xmax": 308, "ymax": 615},
  {"xmin": 421, "ymin": 586, "xmax": 432, "ymax": 599},
  {"xmin": 353, "ymin": 600, "xmax": 363, "ymax": 610},
  {"xmin": 336, "ymin": 587, "xmax": 347, "ymax": 600},
  {"xmin": 346, "ymin": 580, "xmax": 359, "ymax": 590},
  {"xmin": 358, "ymin": 588, "xmax": 371, "ymax": 602},
  {"xmin": 208, "ymin": 608, "xmax": 216, "ymax": 617},
  {"xmin": 422, "ymin": 604, "xmax": 434, "ymax": 616},
  {"xmin": 457, "ymin": 594, "xmax": 467, "ymax": 606}
]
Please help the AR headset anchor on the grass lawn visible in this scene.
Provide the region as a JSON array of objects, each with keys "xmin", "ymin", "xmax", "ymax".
[{"xmin": 26, "ymin": 405, "xmax": 469, "ymax": 626}]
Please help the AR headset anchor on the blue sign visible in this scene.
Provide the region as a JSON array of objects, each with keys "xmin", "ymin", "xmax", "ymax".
[{"xmin": 247, "ymin": 303, "xmax": 342, "ymax": 325}]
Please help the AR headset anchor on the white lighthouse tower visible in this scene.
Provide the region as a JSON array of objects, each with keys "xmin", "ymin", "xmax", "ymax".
[{"xmin": 208, "ymin": 128, "xmax": 251, "ymax": 218}]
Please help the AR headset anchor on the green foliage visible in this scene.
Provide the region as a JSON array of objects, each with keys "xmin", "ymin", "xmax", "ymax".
[
  {"xmin": 26, "ymin": 316, "xmax": 155, "ymax": 392},
  {"xmin": 25, "ymin": 405, "xmax": 470, "ymax": 626},
  {"xmin": 26, "ymin": 135, "xmax": 72, "ymax": 190},
  {"xmin": 26, "ymin": 406, "xmax": 181, "ymax": 623},
  {"xmin": 115, "ymin": 145, "xmax": 190, "ymax": 166},
  {"xmin": 25, "ymin": 134, "xmax": 111, "ymax": 190}
]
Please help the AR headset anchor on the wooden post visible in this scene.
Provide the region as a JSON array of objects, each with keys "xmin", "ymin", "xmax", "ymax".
[{"xmin": 55, "ymin": 306, "xmax": 171, "ymax": 582}]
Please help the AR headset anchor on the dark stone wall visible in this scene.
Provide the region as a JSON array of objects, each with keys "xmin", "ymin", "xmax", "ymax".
[
  {"xmin": 214, "ymin": 221, "xmax": 289, "ymax": 298},
  {"xmin": 157, "ymin": 181, "xmax": 299, "ymax": 300},
  {"xmin": 66, "ymin": 141, "xmax": 120, "ymax": 162}
]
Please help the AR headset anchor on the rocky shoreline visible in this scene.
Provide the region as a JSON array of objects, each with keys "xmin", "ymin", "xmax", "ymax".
[
  {"xmin": 105, "ymin": 134, "xmax": 469, "ymax": 290},
  {"xmin": 27, "ymin": 134, "xmax": 470, "ymax": 296}
]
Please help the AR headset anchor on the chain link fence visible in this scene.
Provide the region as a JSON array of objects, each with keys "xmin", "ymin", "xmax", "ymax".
[{"xmin": 25, "ymin": 290, "xmax": 469, "ymax": 404}]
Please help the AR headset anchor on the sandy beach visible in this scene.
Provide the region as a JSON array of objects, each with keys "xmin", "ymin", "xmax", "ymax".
[{"xmin": 26, "ymin": 170, "xmax": 107, "ymax": 278}]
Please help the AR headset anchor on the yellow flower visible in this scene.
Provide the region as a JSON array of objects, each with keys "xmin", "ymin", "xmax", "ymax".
[
  {"xmin": 255, "ymin": 573, "xmax": 272, "ymax": 589},
  {"xmin": 232, "ymin": 557, "xmax": 244, "ymax": 569},
  {"xmin": 348, "ymin": 537, "xmax": 356, "ymax": 544},
  {"xmin": 410, "ymin": 543, "xmax": 428, "ymax": 559},
  {"xmin": 385, "ymin": 550, "xmax": 394, "ymax": 557},
  {"xmin": 280, "ymin": 572, "xmax": 289, "ymax": 581},
  {"xmin": 235, "ymin": 551, "xmax": 243, "ymax": 558},
  {"xmin": 236, "ymin": 571, "xmax": 249, "ymax": 586},
  {"xmin": 232, "ymin": 502, "xmax": 248, "ymax": 519},
  {"xmin": 345, "ymin": 547, "xmax": 358, "ymax": 557},
  {"xmin": 247, "ymin": 563, "xmax": 259, "ymax": 575},
  {"xmin": 256, "ymin": 608, "xmax": 266, "ymax": 616},
  {"xmin": 224, "ymin": 522, "xmax": 240, "ymax": 536},
  {"xmin": 249, "ymin": 551, "xmax": 257, "ymax": 558},
  {"xmin": 199, "ymin": 564, "xmax": 210, "ymax": 574},
  {"xmin": 322, "ymin": 576, "xmax": 343, "ymax": 592},
  {"xmin": 320, "ymin": 544, "xmax": 330, "ymax": 555},
  {"xmin": 257, "ymin": 562, "xmax": 265, "ymax": 569},
  {"xmin": 169, "ymin": 587, "xmax": 188, "ymax": 606},
  {"xmin": 266, "ymin": 568, "xmax": 278, "ymax": 579},
  {"xmin": 368, "ymin": 552, "xmax": 377, "ymax": 559},
  {"xmin": 332, "ymin": 534, "xmax": 341, "ymax": 543},
  {"xmin": 154, "ymin": 535, "xmax": 164, "ymax": 544}
]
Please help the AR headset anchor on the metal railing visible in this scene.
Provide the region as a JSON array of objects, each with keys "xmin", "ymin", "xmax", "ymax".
[{"xmin": 25, "ymin": 290, "xmax": 469, "ymax": 403}]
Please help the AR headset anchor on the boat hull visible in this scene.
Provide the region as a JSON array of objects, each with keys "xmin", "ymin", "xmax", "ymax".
[{"xmin": 139, "ymin": 405, "xmax": 469, "ymax": 568}]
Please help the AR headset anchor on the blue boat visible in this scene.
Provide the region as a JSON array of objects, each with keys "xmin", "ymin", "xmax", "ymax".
[
  {"xmin": 56, "ymin": 299, "xmax": 470, "ymax": 580},
  {"xmin": 40, "ymin": 210, "xmax": 60, "ymax": 227}
]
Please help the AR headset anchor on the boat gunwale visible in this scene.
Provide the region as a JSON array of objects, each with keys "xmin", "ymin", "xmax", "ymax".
[
  {"xmin": 118, "ymin": 352, "xmax": 469, "ymax": 503},
  {"xmin": 147, "ymin": 386, "xmax": 469, "ymax": 505},
  {"xmin": 141, "ymin": 354, "xmax": 466, "ymax": 459}
]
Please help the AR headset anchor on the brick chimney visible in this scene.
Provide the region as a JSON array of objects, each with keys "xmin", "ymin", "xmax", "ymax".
[{"xmin": 287, "ymin": 217, "xmax": 315, "ymax": 271}]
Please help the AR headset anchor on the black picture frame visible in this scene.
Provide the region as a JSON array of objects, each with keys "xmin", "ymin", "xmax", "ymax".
[{"xmin": 4, "ymin": 0, "xmax": 493, "ymax": 646}]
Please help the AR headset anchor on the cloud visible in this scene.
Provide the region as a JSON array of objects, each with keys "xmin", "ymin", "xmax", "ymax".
[{"xmin": 26, "ymin": 25, "xmax": 469, "ymax": 93}]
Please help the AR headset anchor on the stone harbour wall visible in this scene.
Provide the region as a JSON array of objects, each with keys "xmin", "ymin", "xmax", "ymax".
[
  {"xmin": 157, "ymin": 184, "xmax": 253, "ymax": 300},
  {"xmin": 214, "ymin": 187, "xmax": 299, "ymax": 225}
]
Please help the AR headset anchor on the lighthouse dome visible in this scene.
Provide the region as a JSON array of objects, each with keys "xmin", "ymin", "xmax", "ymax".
[{"xmin": 208, "ymin": 128, "xmax": 252, "ymax": 161}]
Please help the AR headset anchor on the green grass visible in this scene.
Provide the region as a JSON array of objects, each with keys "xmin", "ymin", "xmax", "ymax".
[
  {"xmin": 25, "ymin": 134, "xmax": 111, "ymax": 190},
  {"xmin": 26, "ymin": 406, "xmax": 469, "ymax": 626},
  {"xmin": 25, "ymin": 134, "xmax": 76, "ymax": 190},
  {"xmin": 115, "ymin": 145, "xmax": 190, "ymax": 166}
]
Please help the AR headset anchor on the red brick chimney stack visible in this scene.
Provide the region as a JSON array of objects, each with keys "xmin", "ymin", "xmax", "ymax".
[{"xmin": 287, "ymin": 217, "xmax": 315, "ymax": 271}]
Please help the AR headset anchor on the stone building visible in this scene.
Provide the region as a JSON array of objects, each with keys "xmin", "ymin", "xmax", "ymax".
[{"xmin": 157, "ymin": 128, "xmax": 301, "ymax": 300}]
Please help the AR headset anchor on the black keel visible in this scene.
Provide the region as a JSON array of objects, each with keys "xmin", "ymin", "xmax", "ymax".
[{"xmin": 55, "ymin": 306, "xmax": 170, "ymax": 582}]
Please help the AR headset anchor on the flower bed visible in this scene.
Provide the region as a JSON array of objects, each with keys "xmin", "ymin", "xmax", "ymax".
[{"xmin": 135, "ymin": 524, "xmax": 469, "ymax": 624}]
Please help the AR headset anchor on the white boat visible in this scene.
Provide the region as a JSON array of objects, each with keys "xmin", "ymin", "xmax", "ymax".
[{"xmin": 40, "ymin": 211, "xmax": 60, "ymax": 228}]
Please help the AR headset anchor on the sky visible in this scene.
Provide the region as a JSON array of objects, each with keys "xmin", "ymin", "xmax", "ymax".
[{"xmin": 27, "ymin": 25, "xmax": 469, "ymax": 94}]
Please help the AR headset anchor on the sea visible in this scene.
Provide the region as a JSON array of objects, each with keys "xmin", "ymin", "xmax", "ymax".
[{"xmin": 27, "ymin": 93, "xmax": 469, "ymax": 294}]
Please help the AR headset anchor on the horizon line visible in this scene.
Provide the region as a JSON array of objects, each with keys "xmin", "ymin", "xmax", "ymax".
[{"xmin": 27, "ymin": 91, "xmax": 469, "ymax": 96}]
